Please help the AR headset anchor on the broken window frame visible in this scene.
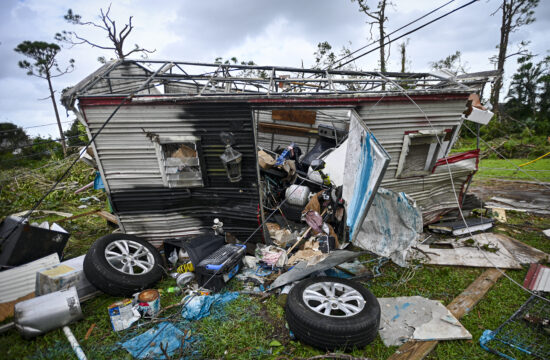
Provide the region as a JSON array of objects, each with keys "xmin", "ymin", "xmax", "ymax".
[
  {"xmin": 153, "ymin": 135, "xmax": 205, "ymax": 188},
  {"xmin": 395, "ymin": 130, "xmax": 446, "ymax": 178}
]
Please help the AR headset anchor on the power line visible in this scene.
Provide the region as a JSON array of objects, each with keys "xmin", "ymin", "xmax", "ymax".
[
  {"xmin": 335, "ymin": 0, "xmax": 480, "ymax": 69},
  {"xmin": 0, "ymin": 135, "xmax": 84, "ymax": 153},
  {"xmin": 329, "ymin": 0, "xmax": 457, "ymax": 68},
  {"xmin": 0, "ymin": 120, "xmax": 74, "ymax": 134}
]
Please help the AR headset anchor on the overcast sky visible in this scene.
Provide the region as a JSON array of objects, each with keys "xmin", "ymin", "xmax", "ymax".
[{"xmin": 1, "ymin": 0, "xmax": 548, "ymax": 138}]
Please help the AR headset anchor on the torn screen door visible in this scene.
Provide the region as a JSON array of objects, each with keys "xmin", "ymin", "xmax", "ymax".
[{"xmin": 343, "ymin": 110, "xmax": 390, "ymax": 243}]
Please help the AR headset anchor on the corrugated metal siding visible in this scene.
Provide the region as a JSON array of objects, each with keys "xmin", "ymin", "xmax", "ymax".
[
  {"xmin": 82, "ymin": 63, "xmax": 161, "ymax": 96},
  {"xmin": 254, "ymin": 99, "xmax": 470, "ymax": 219},
  {"xmin": 82, "ymin": 102, "xmax": 260, "ymax": 245}
]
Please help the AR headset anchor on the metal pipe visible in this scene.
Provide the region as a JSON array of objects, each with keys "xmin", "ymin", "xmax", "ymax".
[{"xmin": 63, "ymin": 326, "xmax": 88, "ymax": 360}]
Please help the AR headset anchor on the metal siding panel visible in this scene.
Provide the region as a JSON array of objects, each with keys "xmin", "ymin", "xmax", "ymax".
[{"xmin": 82, "ymin": 102, "xmax": 261, "ymax": 243}]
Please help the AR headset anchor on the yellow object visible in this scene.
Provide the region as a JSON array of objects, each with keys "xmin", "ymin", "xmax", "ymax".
[
  {"xmin": 177, "ymin": 262, "xmax": 194, "ymax": 273},
  {"xmin": 518, "ymin": 152, "xmax": 550, "ymax": 167},
  {"xmin": 40, "ymin": 264, "xmax": 75, "ymax": 277}
]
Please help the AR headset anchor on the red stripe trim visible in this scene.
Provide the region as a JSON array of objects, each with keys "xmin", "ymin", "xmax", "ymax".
[{"xmin": 78, "ymin": 93, "xmax": 469, "ymax": 107}]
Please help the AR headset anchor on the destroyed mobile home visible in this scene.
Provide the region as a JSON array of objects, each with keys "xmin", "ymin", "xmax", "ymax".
[{"xmin": 5, "ymin": 59, "xmax": 533, "ymax": 356}]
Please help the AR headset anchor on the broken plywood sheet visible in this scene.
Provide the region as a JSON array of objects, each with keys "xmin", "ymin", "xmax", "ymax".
[
  {"xmin": 485, "ymin": 196, "xmax": 550, "ymax": 215},
  {"xmin": 494, "ymin": 233, "xmax": 550, "ymax": 264},
  {"xmin": 378, "ymin": 296, "xmax": 472, "ymax": 347},
  {"xmin": 412, "ymin": 233, "xmax": 522, "ymax": 269}
]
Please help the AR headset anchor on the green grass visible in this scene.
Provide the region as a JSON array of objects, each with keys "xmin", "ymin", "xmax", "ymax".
[
  {"xmin": 476, "ymin": 158, "xmax": 550, "ymax": 182},
  {"xmin": 1, "ymin": 157, "xmax": 550, "ymax": 359}
]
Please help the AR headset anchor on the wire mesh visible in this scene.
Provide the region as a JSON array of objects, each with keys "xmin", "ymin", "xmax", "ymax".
[{"xmin": 480, "ymin": 294, "xmax": 550, "ymax": 360}]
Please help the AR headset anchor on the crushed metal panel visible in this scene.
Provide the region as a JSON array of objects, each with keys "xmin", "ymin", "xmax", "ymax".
[
  {"xmin": 0, "ymin": 253, "xmax": 60, "ymax": 321},
  {"xmin": 343, "ymin": 110, "xmax": 390, "ymax": 243},
  {"xmin": 378, "ymin": 296, "xmax": 472, "ymax": 347},
  {"xmin": 269, "ymin": 250, "xmax": 362, "ymax": 289},
  {"xmin": 411, "ymin": 232, "xmax": 522, "ymax": 269},
  {"xmin": 524, "ymin": 264, "xmax": 550, "ymax": 292},
  {"xmin": 353, "ymin": 188, "xmax": 422, "ymax": 267}
]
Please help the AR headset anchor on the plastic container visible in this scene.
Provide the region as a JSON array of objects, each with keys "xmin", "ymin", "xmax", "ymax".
[
  {"xmin": 195, "ymin": 244, "xmax": 246, "ymax": 291},
  {"xmin": 285, "ymin": 185, "xmax": 311, "ymax": 207}
]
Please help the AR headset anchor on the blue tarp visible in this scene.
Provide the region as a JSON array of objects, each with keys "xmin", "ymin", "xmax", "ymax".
[
  {"xmin": 181, "ymin": 292, "xmax": 239, "ymax": 321},
  {"xmin": 121, "ymin": 323, "xmax": 194, "ymax": 359}
]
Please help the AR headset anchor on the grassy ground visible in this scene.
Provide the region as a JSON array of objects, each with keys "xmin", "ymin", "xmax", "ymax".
[
  {"xmin": 476, "ymin": 158, "xmax": 550, "ymax": 182},
  {"xmin": 1, "ymin": 157, "xmax": 549, "ymax": 359}
]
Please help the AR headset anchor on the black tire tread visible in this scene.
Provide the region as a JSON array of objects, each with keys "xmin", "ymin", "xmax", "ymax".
[
  {"xmin": 285, "ymin": 277, "xmax": 380, "ymax": 351},
  {"xmin": 83, "ymin": 233, "xmax": 164, "ymax": 296}
]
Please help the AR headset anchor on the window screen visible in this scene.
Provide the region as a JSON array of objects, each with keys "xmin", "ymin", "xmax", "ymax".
[
  {"xmin": 396, "ymin": 132, "xmax": 445, "ymax": 178},
  {"xmin": 155, "ymin": 137, "xmax": 204, "ymax": 188}
]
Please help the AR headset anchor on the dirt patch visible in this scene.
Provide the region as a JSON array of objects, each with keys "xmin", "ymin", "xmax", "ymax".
[{"xmin": 258, "ymin": 303, "xmax": 291, "ymax": 346}]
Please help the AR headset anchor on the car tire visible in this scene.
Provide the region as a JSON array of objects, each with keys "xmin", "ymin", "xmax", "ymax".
[
  {"xmin": 285, "ymin": 276, "xmax": 380, "ymax": 351},
  {"xmin": 83, "ymin": 233, "xmax": 164, "ymax": 296}
]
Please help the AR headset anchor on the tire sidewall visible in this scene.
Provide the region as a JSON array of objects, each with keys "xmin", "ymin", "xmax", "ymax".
[{"xmin": 84, "ymin": 233, "xmax": 164, "ymax": 296}]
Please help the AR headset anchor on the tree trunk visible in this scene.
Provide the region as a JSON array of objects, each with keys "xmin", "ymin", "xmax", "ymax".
[
  {"xmin": 379, "ymin": 1, "xmax": 387, "ymax": 73},
  {"xmin": 491, "ymin": 0, "xmax": 513, "ymax": 120},
  {"xmin": 46, "ymin": 71, "xmax": 67, "ymax": 157}
]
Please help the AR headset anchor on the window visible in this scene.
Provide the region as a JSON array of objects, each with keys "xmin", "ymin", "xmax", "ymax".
[
  {"xmin": 154, "ymin": 136, "xmax": 204, "ymax": 188},
  {"xmin": 395, "ymin": 131, "xmax": 446, "ymax": 178}
]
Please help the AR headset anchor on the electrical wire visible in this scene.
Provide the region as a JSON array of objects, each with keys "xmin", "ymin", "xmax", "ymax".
[
  {"xmin": 328, "ymin": 0, "xmax": 457, "ymax": 69},
  {"xmin": 0, "ymin": 135, "xmax": 84, "ymax": 153},
  {"xmin": 462, "ymin": 122, "xmax": 550, "ymax": 190},
  {"xmin": 335, "ymin": 0, "xmax": 480, "ymax": 69},
  {"xmin": 0, "ymin": 120, "xmax": 73, "ymax": 134},
  {"xmin": 380, "ymin": 74, "xmax": 550, "ymax": 304}
]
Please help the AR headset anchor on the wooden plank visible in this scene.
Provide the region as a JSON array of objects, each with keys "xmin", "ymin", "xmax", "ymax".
[
  {"xmin": 97, "ymin": 210, "xmax": 118, "ymax": 224},
  {"xmin": 56, "ymin": 210, "xmax": 101, "ymax": 223},
  {"xmin": 387, "ymin": 268, "xmax": 504, "ymax": 360},
  {"xmin": 258, "ymin": 122, "xmax": 316, "ymax": 137},
  {"xmin": 272, "ymin": 109, "xmax": 316, "ymax": 124}
]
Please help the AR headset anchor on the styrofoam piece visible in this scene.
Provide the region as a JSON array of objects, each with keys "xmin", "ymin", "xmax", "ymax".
[
  {"xmin": 464, "ymin": 107, "xmax": 493, "ymax": 125},
  {"xmin": 35, "ymin": 255, "xmax": 98, "ymax": 300},
  {"xmin": 378, "ymin": 296, "xmax": 471, "ymax": 346}
]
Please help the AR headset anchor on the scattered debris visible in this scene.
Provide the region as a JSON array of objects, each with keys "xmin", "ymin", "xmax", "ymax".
[
  {"xmin": 411, "ymin": 233, "xmax": 522, "ymax": 269},
  {"xmin": 108, "ymin": 299, "xmax": 140, "ymax": 332},
  {"xmin": 428, "ymin": 217, "xmax": 494, "ymax": 236},
  {"xmin": 270, "ymin": 250, "xmax": 362, "ymax": 289},
  {"xmin": 491, "ymin": 208, "xmax": 507, "ymax": 223},
  {"xmin": 181, "ymin": 292, "xmax": 238, "ymax": 321},
  {"xmin": 544, "ymin": 229, "xmax": 550, "ymax": 239},
  {"xmin": 493, "ymin": 233, "xmax": 550, "ymax": 264},
  {"xmin": 353, "ymin": 188, "xmax": 422, "ymax": 267},
  {"xmin": 480, "ymin": 294, "xmax": 550, "ymax": 359},
  {"xmin": 524, "ymin": 264, "xmax": 550, "ymax": 292},
  {"xmin": 0, "ymin": 216, "xmax": 69, "ymax": 267},
  {"xmin": 122, "ymin": 322, "xmax": 194, "ymax": 359},
  {"xmin": 378, "ymin": 296, "xmax": 471, "ymax": 346},
  {"xmin": 0, "ymin": 253, "xmax": 60, "ymax": 321},
  {"xmin": 485, "ymin": 196, "xmax": 550, "ymax": 215},
  {"xmin": 36, "ymin": 255, "xmax": 99, "ymax": 301}
]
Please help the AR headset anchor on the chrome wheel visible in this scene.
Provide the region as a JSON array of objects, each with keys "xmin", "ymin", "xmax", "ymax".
[
  {"xmin": 302, "ymin": 281, "xmax": 366, "ymax": 317},
  {"xmin": 104, "ymin": 239, "xmax": 155, "ymax": 275}
]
